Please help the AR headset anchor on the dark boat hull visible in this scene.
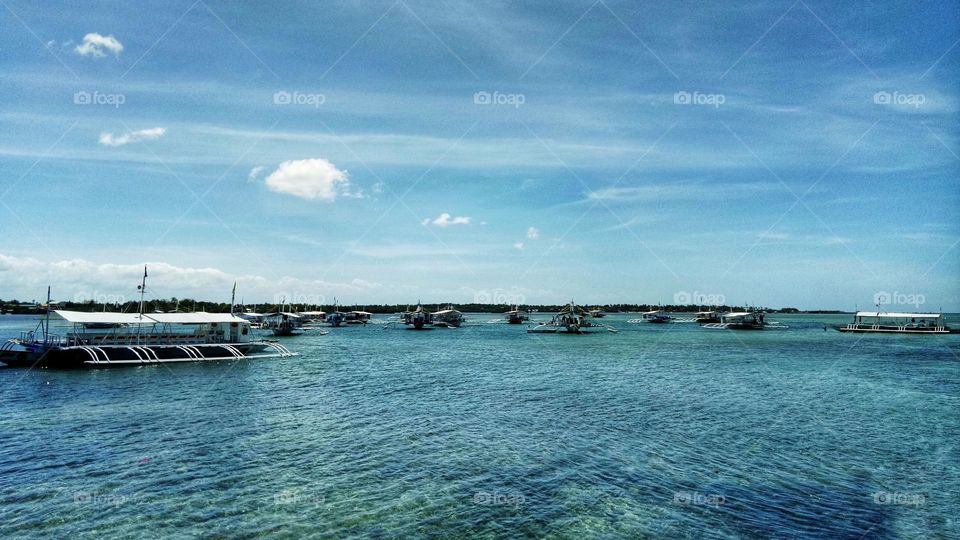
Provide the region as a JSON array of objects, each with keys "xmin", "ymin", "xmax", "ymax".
[{"xmin": 0, "ymin": 341, "xmax": 294, "ymax": 369}]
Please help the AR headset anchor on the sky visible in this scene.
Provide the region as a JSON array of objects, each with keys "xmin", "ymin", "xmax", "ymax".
[{"xmin": 0, "ymin": 0, "xmax": 958, "ymax": 310}]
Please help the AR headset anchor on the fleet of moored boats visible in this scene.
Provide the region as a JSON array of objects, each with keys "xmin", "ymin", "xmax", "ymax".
[{"xmin": 0, "ymin": 277, "xmax": 956, "ymax": 369}]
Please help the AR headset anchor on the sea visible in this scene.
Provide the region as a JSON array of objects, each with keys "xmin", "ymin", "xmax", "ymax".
[{"xmin": 1, "ymin": 313, "xmax": 958, "ymax": 539}]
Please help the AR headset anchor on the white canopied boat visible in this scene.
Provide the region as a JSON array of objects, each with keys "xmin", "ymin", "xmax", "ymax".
[
  {"xmin": 504, "ymin": 306, "xmax": 529, "ymax": 324},
  {"xmin": 0, "ymin": 310, "xmax": 295, "ymax": 368},
  {"xmin": 431, "ymin": 307, "xmax": 464, "ymax": 328},
  {"xmin": 641, "ymin": 310, "xmax": 673, "ymax": 324},
  {"xmin": 836, "ymin": 312, "xmax": 956, "ymax": 334},
  {"xmin": 527, "ymin": 302, "xmax": 610, "ymax": 334},
  {"xmin": 694, "ymin": 310, "xmax": 721, "ymax": 324}
]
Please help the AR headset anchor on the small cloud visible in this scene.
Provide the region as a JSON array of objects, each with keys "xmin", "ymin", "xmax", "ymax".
[
  {"xmin": 427, "ymin": 213, "xmax": 471, "ymax": 227},
  {"xmin": 248, "ymin": 166, "xmax": 265, "ymax": 182},
  {"xmin": 513, "ymin": 242, "xmax": 524, "ymax": 250},
  {"xmin": 526, "ymin": 227, "xmax": 540, "ymax": 240},
  {"xmin": 265, "ymin": 158, "xmax": 351, "ymax": 201},
  {"xmin": 99, "ymin": 127, "xmax": 165, "ymax": 147},
  {"xmin": 75, "ymin": 33, "xmax": 123, "ymax": 57}
]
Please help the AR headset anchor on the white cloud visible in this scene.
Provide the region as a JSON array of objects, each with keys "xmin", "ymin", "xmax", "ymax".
[
  {"xmin": 265, "ymin": 158, "xmax": 351, "ymax": 201},
  {"xmin": 426, "ymin": 213, "xmax": 471, "ymax": 227},
  {"xmin": 99, "ymin": 127, "xmax": 166, "ymax": 147},
  {"xmin": 513, "ymin": 242, "xmax": 524, "ymax": 250},
  {"xmin": 248, "ymin": 165, "xmax": 265, "ymax": 182},
  {"xmin": 0, "ymin": 253, "xmax": 381, "ymax": 303},
  {"xmin": 75, "ymin": 33, "xmax": 124, "ymax": 57},
  {"xmin": 526, "ymin": 226, "xmax": 539, "ymax": 240}
]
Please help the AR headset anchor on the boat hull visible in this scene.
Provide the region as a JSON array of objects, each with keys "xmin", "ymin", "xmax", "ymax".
[
  {"xmin": 0, "ymin": 341, "xmax": 295, "ymax": 369},
  {"xmin": 835, "ymin": 325, "xmax": 956, "ymax": 334}
]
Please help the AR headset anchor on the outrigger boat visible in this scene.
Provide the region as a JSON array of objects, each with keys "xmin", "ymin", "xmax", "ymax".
[
  {"xmin": 401, "ymin": 304, "xmax": 433, "ymax": 329},
  {"xmin": 641, "ymin": 310, "xmax": 673, "ymax": 324},
  {"xmin": 264, "ymin": 312, "xmax": 304, "ymax": 337},
  {"xmin": 702, "ymin": 311, "xmax": 786, "ymax": 330},
  {"xmin": 0, "ymin": 281, "xmax": 294, "ymax": 368},
  {"xmin": 504, "ymin": 306, "xmax": 529, "ymax": 324},
  {"xmin": 835, "ymin": 311, "xmax": 957, "ymax": 334},
  {"xmin": 527, "ymin": 302, "xmax": 613, "ymax": 334},
  {"xmin": 694, "ymin": 310, "xmax": 722, "ymax": 324},
  {"xmin": 589, "ymin": 308, "xmax": 606, "ymax": 318},
  {"xmin": 431, "ymin": 306, "xmax": 464, "ymax": 328}
]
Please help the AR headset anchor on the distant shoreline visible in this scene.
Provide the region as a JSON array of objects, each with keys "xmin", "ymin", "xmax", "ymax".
[{"xmin": 0, "ymin": 299, "xmax": 857, "ymax": 316}]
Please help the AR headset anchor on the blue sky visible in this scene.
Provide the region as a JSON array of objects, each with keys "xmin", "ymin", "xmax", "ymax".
[{"xmin": 0, "ymin": 0, "xmax": 958, "ymax": 310}]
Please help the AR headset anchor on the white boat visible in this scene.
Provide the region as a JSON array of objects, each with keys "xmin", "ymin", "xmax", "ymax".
[
  {"xmin": 702, "ymin": 311, "xmax": 785, "ymax": 330},
  {"xmin": 345, "ymin": 310, "xmax": 373, "ymax": 325},
  {"xmin": 504, "ymin": 306, "xmax": 530, "ymax": 324},
  {"xmin": 431, "ymin": 306, "xmax": 464, "ymax": 328},
  {"xmin": 401, "ymin": 304, "xmax": 433, "ymax": 329},
  {"xmin": 527, "ymin": 302, "xmax": 610, "ymax": 334},
  {"xmin": 641, "ymin": 310, "xmax": 673, "ymax": 324},
  {"xmin": 263, "ymin": 312, "xmax": 304, "ymax": 336},
  {"xmin": 694, "ymin": 310, "xmax": 721, "ymax": 324},
  {"xmin": 835, "ymin": 311, "xmax": 956, "ymax": 334}
]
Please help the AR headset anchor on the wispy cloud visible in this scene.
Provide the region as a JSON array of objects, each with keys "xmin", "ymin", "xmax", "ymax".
[
  {"xmin": 424, "ymin": 213, "xmax": 471, "ymax": 227},
  {"xmin": 526, "ymin": 227, "xmax": 540, "ymax": 240},
  {"xmin": 98, "ymin": 127, "xmax": 166, "ymax": 146},
  {"xmin": 248, "ymin": 165, "xmax": 265, "ymax": 182},
  {"xmin": 74, "ymin": 33, "xmax": 123, "ymax": 57}
]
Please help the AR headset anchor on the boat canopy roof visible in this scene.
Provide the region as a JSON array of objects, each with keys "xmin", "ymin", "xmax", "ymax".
[
  {"xmin": 264, "ymin": 311, "xmax": 301, "ymax": 318},
  {"xmin": 855, "ymin": 311, "xmax": 942, "ymax": 319},
  {"xmin": 299, "ymin": 311, "xmax": 326, "ymax": 316},
  {"xmin": 54, "ymin": 310, "xmax": 248, "ymax": 325},
  {"xmin": 350, "ymin": 311, "xmax": 373, "ymax": 315},
  {"xmin": 724, "ymin": 312, "xmax": 756, "ymax": 318}
]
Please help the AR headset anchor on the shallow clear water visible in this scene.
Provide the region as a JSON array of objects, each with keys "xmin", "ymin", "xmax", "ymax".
[{"xmin": 1, "ymin": 313, "xmax": 958, "ymax": 538}]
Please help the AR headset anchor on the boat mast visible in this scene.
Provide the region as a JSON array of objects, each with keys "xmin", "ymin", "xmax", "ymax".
[
  {"xmin": 43, "ymin": 285, "xmax": 51, "ymax": 345},
  {"xmin": 230, "ymin": 282, "xmax": 237, "ymax": 316},
  {"xmin": 136, "ymin": 265, "xmax": 147, "ymax": 345}
]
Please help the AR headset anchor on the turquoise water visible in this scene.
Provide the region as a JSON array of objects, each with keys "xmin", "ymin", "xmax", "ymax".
[{"xmin": 1, "ymin": 313, "xmax": 958, "ymax": 538}]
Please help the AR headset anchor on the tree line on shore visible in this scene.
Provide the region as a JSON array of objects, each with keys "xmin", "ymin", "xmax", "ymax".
[{"xmin": 0, "ymin": 298, "xmax": 842, "ymax": 315}]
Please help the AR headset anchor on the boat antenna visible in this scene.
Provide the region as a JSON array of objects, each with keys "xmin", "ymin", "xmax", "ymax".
[
  {"xmin": 43, "ymin": 285, "xmax": 51, "ymax": 345},
  {"xmin": 136, "ymin": 265, "xmax": 147, "ymax": 345}
]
